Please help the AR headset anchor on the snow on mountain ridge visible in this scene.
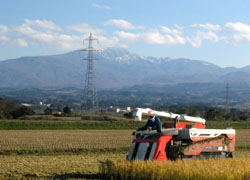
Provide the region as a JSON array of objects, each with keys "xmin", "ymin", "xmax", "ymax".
[{"xmin": 102, "ymin": 48, "xmax": 172, "ymax": 63}]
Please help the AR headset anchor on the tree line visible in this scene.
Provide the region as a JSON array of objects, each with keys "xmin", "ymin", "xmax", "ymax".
[{"xmin": 1, "ymin": 97, "xmax": 250, "ymax": 121}]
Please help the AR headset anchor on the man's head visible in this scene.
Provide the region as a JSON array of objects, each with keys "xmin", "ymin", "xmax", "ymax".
[{"xmin": 149, "ymin": 115, "xmax": 155, "ymax": 122}]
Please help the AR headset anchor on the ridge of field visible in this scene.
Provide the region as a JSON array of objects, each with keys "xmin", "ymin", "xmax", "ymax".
[
  {"xmin": 1, "ymin": 119, "xmax": 250, "ymax": 130},
  {"xmin": 0, "ymin": 129, "xmax": 249, "ymax": 155},
  {"xmin": 0, "ymin": 120, "xmax": 145, "ymax": 130}
]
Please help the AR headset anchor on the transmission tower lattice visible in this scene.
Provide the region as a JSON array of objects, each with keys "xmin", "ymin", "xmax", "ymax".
[{"xmin": 81, "ymin": 33, "xmax": 101, "ymax": 113}]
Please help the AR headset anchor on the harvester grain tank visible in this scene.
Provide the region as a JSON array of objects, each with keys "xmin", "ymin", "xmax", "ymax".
[{"xmin": 127, "ymin": 108, "xmax": 235, "ymax": 161}]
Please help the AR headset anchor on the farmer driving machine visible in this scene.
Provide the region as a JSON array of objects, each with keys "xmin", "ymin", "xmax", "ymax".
[{"xmin": 127, "ymin": 108, "xmax": 235, "ymax": 161}]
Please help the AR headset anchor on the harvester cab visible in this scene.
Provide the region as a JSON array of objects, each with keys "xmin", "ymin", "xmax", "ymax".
[{"xmin": 127, "ymin": 108, "xmax": 235, "ymax": 161}]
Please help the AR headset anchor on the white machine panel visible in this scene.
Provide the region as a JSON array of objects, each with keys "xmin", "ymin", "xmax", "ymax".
[
  {"xmin": 135, "ymin": 143, "xmax": 149, "ymax": 160},
  {"xmin": 189, "ymin": 129, "xmax": 236, "ymax": 138},
  {"xmin": 127, "ymin": 142, "xmax": 136, "ymax": 160},
  {"xmin": 148, "ymin": 143, "xmax": 157, "ymax": 160},
  {"xmin": 178, "ymin": 129, "xmax": 236, "ymax": 140}
]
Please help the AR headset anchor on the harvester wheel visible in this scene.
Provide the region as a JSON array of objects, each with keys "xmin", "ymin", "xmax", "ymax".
[{"xmin": 226, "ymin": 152, "xmax": 233, "ymax": 158}]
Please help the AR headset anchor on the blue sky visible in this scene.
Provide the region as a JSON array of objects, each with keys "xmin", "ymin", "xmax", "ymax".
[{"xmin": 1, "ymin": 0, "xmax": 250, "ymax": 67}]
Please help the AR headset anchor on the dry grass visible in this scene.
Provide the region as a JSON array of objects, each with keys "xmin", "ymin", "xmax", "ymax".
[{"xmin": 0, "ymin": 130, "xmax": 133, "ymax": 151}]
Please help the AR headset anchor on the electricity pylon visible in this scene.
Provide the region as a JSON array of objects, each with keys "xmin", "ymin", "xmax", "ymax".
[{"xmin": 81, "ymin": 33, "xmax": 101, "ymax": 114}]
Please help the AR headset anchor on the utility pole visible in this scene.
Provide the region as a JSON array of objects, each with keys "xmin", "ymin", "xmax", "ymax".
[
  {"xmin": 225, "ymin": 83, "xmax": 230, "ymax": 113},
  {"xmin": 81, "ymin": 33, "xmax": 101, "ymax": 114}
]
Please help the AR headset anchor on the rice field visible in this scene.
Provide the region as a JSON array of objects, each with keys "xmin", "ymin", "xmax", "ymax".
[
  {"xmin": 235, "ymin": 129, "xmax": 250, "ymax": 149},
  {"xmin": 0, "ymin": 129, "xmax": 248, "ymax": 152},
  {"xmin": 0, "ymin": 130, "xmax": 133, "ymax": 151},
  {"xmin": 0, "ymin": 129, "xmax": 249, "ymax": 179}
]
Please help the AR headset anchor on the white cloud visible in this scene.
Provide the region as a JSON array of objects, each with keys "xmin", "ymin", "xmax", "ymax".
[
  {"xmin": 5, "ymin": 19, "xmax": 250, "ymax": 51},
  {"xmin": 24, "ymin": 19, "xmax": 61, "ymax": 31},
  {"xmin": 232, "ymin": 34, "xmax": 250, "ymax": 43},
  {"xmin": 0, "ymin": 25, "xmax": 8, "ymax": 33},
  {"xmin": 13, "ymin": 22, "xmax": 80, "ymax": 50},
  {"xmin": 115, "ymin": 29, "xmax": 186, "ymax": 45},
  {"xmin": 0, "ymin": 36, "xmax": 8, "ymax": 44},
  {"xmin": 187, "ymin": 36, "xmax": 202, "ymax": 48},
  {"xmin": 144, "ymin": 31, "xmax": 166, "ymax": 44},
  {"xmin": 174, "ymin": 34, "xmax": 186, "ymax": 44},
  {"xmin": 6, "ymin": 20, "xmax": 113, "ymax": 50},
  {"xmin": 0, "ymin": 19, "xmax": 221, "ymax": 50},
  {"xmin": 190, "ymin": 22, "xmax": 250, "ymax": 45},
  {"xmin": 226, "ymin": 22, "xmax": 250, "ymax": 34},
  {"xmin": 161, "ymin": 26, "xmax": 185, "ymax": 44},
  {"xmin": 95, "ymin": 35, "xmax": 119, "ymax": 48},
  {"xmin": 174, "ymin": 24, "xmax": 183, "ymax": 30},
  {"xmin": 18, "ymin": 20, "xmax": 119, "ymax": 50},
  {"xmin": 92, "ymin": 3, "xmax": 111, "ymax": 10},
  {"xmin": 192, "ymin": 24, "xmax": 222, "ymax": 32},
  {"xmin": 160, "ymin": 26, "xmax": 181, "ymax": 35},
  {"xmin": 68, "ymin": 23, "xmax": 104, "ymax": 34},
  {"xmin": 16, "ymin": 24, "xmax": 53, "ymax": 43},
  {"xmin": 201, "ymin": 31, "xmax": 219, "ymax": 42},
  {"xmin": 105, "ymin": 19, "xmax": 144, "ymax": 30},
  {"xmin": 16, "ymin": 24, "xmax": 36, "ymax": 35},
  {"xmin": 103, "ymin": 5, "xmax": 111, "ymax": 10},
  {"xmin": 187, "ymin": 31, "xmax": 219, "ymax": 47},
  {"xmin": 115, "ymin": 31, "xmax": 138, "ymax": 42},
  {"xmin": 0, "ymin": 20, "xmax": 103, "ymax": 50},
  {"xmin": 0, "ymin": 36, "xmax": 28, "ymax": 47},
  {"xmin": 224, "ymin": 22, "xmax": 250, "ymax": 44},
  {"xmin": 13, "ymin": 39, "xmax": 28, "ymax": 47}
]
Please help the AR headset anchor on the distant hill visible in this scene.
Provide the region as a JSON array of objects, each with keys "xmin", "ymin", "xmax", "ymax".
[
  {"xmin": 0, "ymin": 48, "xmax": 249, "ymax": 88},
  {"xmin": 1, "ymin": 82, "xmax": 250, "ymax": 109}
]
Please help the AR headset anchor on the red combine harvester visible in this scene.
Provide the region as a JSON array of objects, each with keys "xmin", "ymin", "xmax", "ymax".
[{"xmin": 127, "ymin": 108, "xmax": 236, "ymax": 161}]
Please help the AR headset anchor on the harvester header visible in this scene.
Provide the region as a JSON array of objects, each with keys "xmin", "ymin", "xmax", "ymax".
[{"xmin": 133, "ymin": 108, "xmax": 206, "ymax": 125}]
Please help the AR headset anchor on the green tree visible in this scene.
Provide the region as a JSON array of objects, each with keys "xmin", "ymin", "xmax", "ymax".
[
  {"xmin": 0, "ymin": 98, "xmax": 19, "ymax": 119},
  {"xmin": 63, "ymin": 106, "xmax": 72, "ymax": 115},
  {"xmin": 123, "ymin": 111, "xmax": 134, "ymax": 119},
  {"xmin": 11, "ymin": 106, "xmax": 35, "ymax": 119},
  {"xmin": 205, "ymin": 107, "xmax": 225, "ymax": 121},
  {"xmin": 239, "ymin": 114, "xmax": 248, "ymax": 121}
]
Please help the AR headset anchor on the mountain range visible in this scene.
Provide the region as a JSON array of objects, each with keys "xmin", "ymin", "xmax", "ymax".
[{"xmin": 1, "ymin": 48, "xmax": 250, "ymax": 89}]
